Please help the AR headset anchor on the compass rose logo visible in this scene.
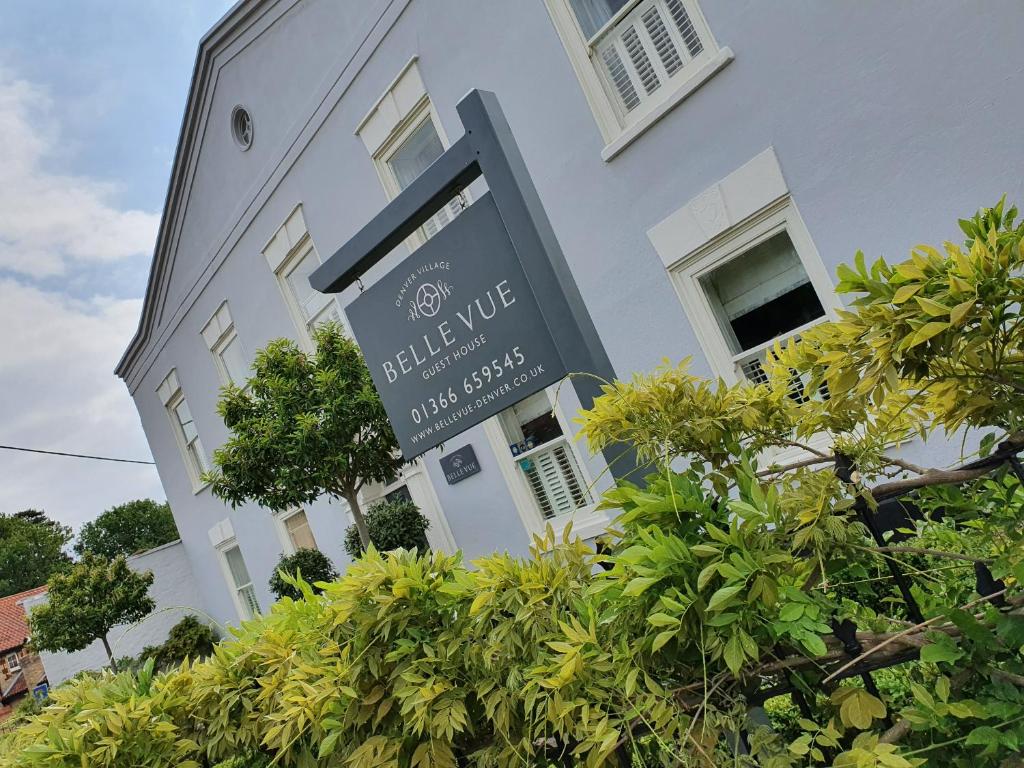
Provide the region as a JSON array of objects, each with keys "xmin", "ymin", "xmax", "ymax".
[{"xmin": 408, "ymin": 280, "xmax": 452, "ymax": 321}]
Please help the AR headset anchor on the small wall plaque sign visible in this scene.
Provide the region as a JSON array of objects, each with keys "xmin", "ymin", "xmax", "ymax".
[{"xmin": 439, "ymin": 444, "xmax": 482, "ymax": 485}]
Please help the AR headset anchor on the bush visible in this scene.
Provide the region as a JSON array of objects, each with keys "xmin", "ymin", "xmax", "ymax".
[
  {"xmin": 155, "ymin": 615, "xmax": 217, "ymax": 666},
  {"xmin": 343, "ymin": 499, "xmax": 429, "ymax": 559},
  {"xmin": 268, "ymin": 548, "xmax": 339, "ymax": 600},
  {"xmin": 114, "ymin": 616, "xmax": 218, "ymax": 673},
  {"xmin": 5, "ymin": 202, "xmax": 1024, "ymax": 767}
]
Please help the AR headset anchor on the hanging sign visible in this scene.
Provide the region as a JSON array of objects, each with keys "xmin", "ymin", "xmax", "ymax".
[{"xmin": 346, "ymin": 192, "xmax": 567, "ymax": 458}]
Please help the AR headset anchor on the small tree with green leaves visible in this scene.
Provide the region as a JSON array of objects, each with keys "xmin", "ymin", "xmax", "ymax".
[
  {"xmin": 29, "ymin": 554, "xmax": 155, "ymax": 670},
  {"xmin": 75, "ymin": 499, "xmax": 179, "ymax": 558},
  {"xmin": 205, "ymin": 322, "xmax": 402, "ymax": 549}
]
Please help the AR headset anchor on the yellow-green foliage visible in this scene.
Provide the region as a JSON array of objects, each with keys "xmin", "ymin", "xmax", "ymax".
[{"xmin": 5, "ymin": 203, "xmax": 1024, "ymax": 768}]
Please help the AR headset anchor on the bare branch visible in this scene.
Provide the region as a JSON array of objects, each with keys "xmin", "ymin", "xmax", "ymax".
[
  {"xmin": 757, "ymin": 455, "xmax": 835, "ymax": 478},
  {"xmin": 822, "ymin": 588, "xmax": 1008, "ymax": 684},
  {"xmin": 863, "ymin": 545, "xmax": 992, "ymax": 564}
]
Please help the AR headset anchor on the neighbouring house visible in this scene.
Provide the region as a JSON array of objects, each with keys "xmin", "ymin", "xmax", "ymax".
[
  {"xmin": 0, "ymin": 587, "xmax": 49, "ymax": 721},
  {"xmin": 21, "ymin": 540, "xmax": 205, "ymax": 687},
  {"xmin": 115, "ymin": 0, "xmax": 1024, "ymax": 632}
]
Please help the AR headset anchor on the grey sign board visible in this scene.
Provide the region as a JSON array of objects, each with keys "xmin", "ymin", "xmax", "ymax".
[
  {"xmin": 346, "ymin": 192, "xmax": 567, "ymax": 458},
  {"xmin": 439, "ymin": 444, "xmax": 481, "ymax": 485}
]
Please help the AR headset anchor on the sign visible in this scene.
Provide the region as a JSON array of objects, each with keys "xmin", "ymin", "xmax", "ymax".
[
  {"xmin": 346, "ymin": 192, "xmax": 567, "ymax": 458},
  {"xmin": 439, "ymin": 444, "xmax": 481, "ymax": 485}
]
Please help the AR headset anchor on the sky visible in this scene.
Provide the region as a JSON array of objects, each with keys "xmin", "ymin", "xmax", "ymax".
[{"xmin": 0, "ymin": 1, "xmax": 234, "ymax": 532}]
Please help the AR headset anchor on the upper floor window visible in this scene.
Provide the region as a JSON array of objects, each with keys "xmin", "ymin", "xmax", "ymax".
[
  {"xmin": 262, "ymin": 205, "xmax": 346, "ymax": 351},
  {"xmin": 201, "ymin": 302, "xmax": 249, "ymax": 386},
  {"xmin": 357, "ymin": 58, "xmax": 464, "ymax": 245},
  {"xmin": 157, "ymin": 369, "xmax": 209, "ymax": 491},
  {"xmin": 5, "ymin": 651, "xmax": 21, "ymax": 674},
  {"xmin": 280, "ymin": 242, "xmax": 344, "ymax": 338},
  {"xmin": 545, "ymin": 0, "xmax": 731, "ymax": 159}
]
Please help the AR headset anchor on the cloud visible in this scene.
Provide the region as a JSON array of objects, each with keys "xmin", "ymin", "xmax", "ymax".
[
  {"xmin": 0, "ymin": 66, "xmax": 163, "ymax": 532},
  {"xmin": 0, "ymin": 68, "xmax": 159, "ymax": 279},
  {"xmin": 0, "ymin": 278, "xmax": 163, "ymax": 530}
]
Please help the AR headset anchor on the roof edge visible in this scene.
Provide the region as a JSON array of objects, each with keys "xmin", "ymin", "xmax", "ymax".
[{"xmin": 115, "ymin": 0, "xmax": 266, "ymax": 382}]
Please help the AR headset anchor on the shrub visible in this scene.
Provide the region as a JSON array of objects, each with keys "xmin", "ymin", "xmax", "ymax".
[
  {"xmin": 155, "ymin": 615, "xmax": 218, "ymax": 666},
  {"xmin": 4, "ymin": 202, "xmax": 1024, "ymax": 767},
  {"xmin": 343, "ymin": 499, "xmax": 430, "ymax": 558},
  {"xmin": 268, "ymin": 548, "xmax": 339, "ymax": 600}
]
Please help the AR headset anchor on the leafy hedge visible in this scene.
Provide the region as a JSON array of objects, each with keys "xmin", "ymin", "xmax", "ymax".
[{"xmin": 5, "ymin": 204, "xmax": 1024, "ymax": 766}]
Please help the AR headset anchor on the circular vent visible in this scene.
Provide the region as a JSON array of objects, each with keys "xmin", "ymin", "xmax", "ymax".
[{"xmin": 231, "ymin": 105, "xmax": 253, "ymax": 150}]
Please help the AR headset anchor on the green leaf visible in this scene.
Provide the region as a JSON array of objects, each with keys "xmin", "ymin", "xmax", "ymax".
[
  {"xmin": 835, "ymin": 688, "xmax": 886, "ymax": 730},
  {"xmin": 920, "ymin": 634, "xmax": 963, "ymax": 664},
  {"xmin": 652, "ymin": 630, "xmax": 675, "ymax": 652},
  {"xmin": 623, "ymin": 576, "xmax": 660, "ymax": 596},
  {"xmin": 647, "ymin": 612, "xmax": 680, "ymax": 628},
  {"xmin": 707, "ymin": 583, "xmax": 744, "ymax": 612},
  {"xmin": 892, "ymin": 283, "xmax": 922, "ymax": 304},
  {"xmin": 909, "ymin": 321, "xmax": 950, "ymax": 347},
  {"xmin": 778, "ymin": 602, "xmax": 804, "ymax": 622}
]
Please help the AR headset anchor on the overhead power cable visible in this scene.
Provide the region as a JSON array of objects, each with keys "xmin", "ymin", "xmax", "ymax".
[{"xmin": 0, "ymin": 444, "xmax": 156, "ymax": 466}]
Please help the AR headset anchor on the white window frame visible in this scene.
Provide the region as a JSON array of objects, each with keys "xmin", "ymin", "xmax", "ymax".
[
  {"xmin": 5, "ymin": 651, "xmax": 21, "ymax": 674},
  {"xmin": 262, "ymin": 204, "xmax": 346, "ymax": 352},
  {"xmin": 201, "ymin": 301, "xmax": 248, "ymax": 387},
  {"xmin": 357, "ymin": 57, "xmax": 466, "ymax": 251},
  {"xmin": 666, "ymin": 198, "xmax": 838, "ymax": 387},
  {"xmin": 371, "ymin": 100, "xmax": 464, "ymax": 248},
  {"xmin": 273, "ymin": 507, "xmax": 318, "ymax": 556},
  {"xmin": 275, "ymin": 237, "xmax": 347, "ymax": 350},
  {"xmin": 216, "ymin": 539, "xmax": 260, "ymax": 621},
  {"xmin": 483, "ymin": 386, "xmax": 608, "ymax": 542},
  {"xmin": 543, "ymin": 0, "xmax": 733, "ymax": 160},
  {"xmin": 157, "ymin": 369, "xmax": 209, "ymax": 493}
]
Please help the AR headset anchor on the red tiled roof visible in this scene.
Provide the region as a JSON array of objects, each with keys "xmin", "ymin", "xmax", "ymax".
[{"xmin": 0, "ymin": 586, "xmax": 47, "ymax": 654}]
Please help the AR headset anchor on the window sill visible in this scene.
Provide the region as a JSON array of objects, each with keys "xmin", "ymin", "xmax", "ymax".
[
  {"xmin": 191, "ymin": 480, "xmax": 211, "ymax": 496},
  {"xmin": 538, "ymin": 504, "xmax": 611, "ymax": 547},
  {"xmin": 601, "ymin": 46, "xmax": 734, "ymax": 162}
]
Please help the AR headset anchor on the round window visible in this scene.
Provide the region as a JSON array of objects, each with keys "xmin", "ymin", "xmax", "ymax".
[{"xmin": 231, "ymin": 105, "xmax": 253, "ymax": 150}]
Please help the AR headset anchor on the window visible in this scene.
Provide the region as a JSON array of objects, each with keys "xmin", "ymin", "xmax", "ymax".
[
  {"xmin": 281, "ymin": 509, "xmax": 317, "ymax": 552},
  {"xmin": 222, "ymin": 544, "xmax": 260, "ymax": 620},
  {"xmin": 378, "ymin": 110, "xmax": 464, "ymax": 241},
  {"xmin": 496, "ymin": 391, "xmax": 590, "ymax": 521},
  {"xmin": 157, "ymin": 370, "xmax": 209, "ymax": 491},
  {"xmin": 201, "ymin": 302, "xmax": 249, "ymax": 386},
  {"xmin": 5, "ymin": 652, "xmax": 20, "ymax": 674},
  {"xmin": 231, "ymin": 105, "xmax": 253, "ymax": 150},
  {"xmin": 279, "ymin": 242, "xmax": 345, "ymax": 343},
  {"xmin": 262, "ymin": 205, "xmax": 345, "ymax": 350},
  {"xmin": 358, "ymin": 58, "xmax": 464, "ymax": 245},
  {"xmin": 668, "ymin": 199, "xmax": 835, "ymax": 399},
  {"xmin": 544, "ymin": 0, "xmax": 732, "ymax": 159}
]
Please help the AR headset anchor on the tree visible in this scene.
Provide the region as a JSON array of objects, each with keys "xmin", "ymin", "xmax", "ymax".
[
  {"xmin": 0, "ymin": 510, "xmax": 72, "ymax": 597},
  {"xmin": 268, "ymin": 548, "xmax": 339, "ymax": 600},
  {"xmin": 75, "ymin": 499, "xmax": 179, "ymax": 558},
  {"xmin": 205, "ymin": 322, "xmax": 402, "ymax": 549},
  {"xmin": 29, "ymin": 553, "xmax": 155, "ymax": 670}
]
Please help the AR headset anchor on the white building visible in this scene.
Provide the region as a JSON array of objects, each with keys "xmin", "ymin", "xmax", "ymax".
[{"xmin": 116, "ymin": 0, "xmax": 1024, "ymax": 628}]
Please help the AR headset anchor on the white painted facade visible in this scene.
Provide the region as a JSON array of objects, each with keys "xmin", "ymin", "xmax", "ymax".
[{"xmin": 115, "ymin": 0, "xmax": 1024, "ymax": 629}]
